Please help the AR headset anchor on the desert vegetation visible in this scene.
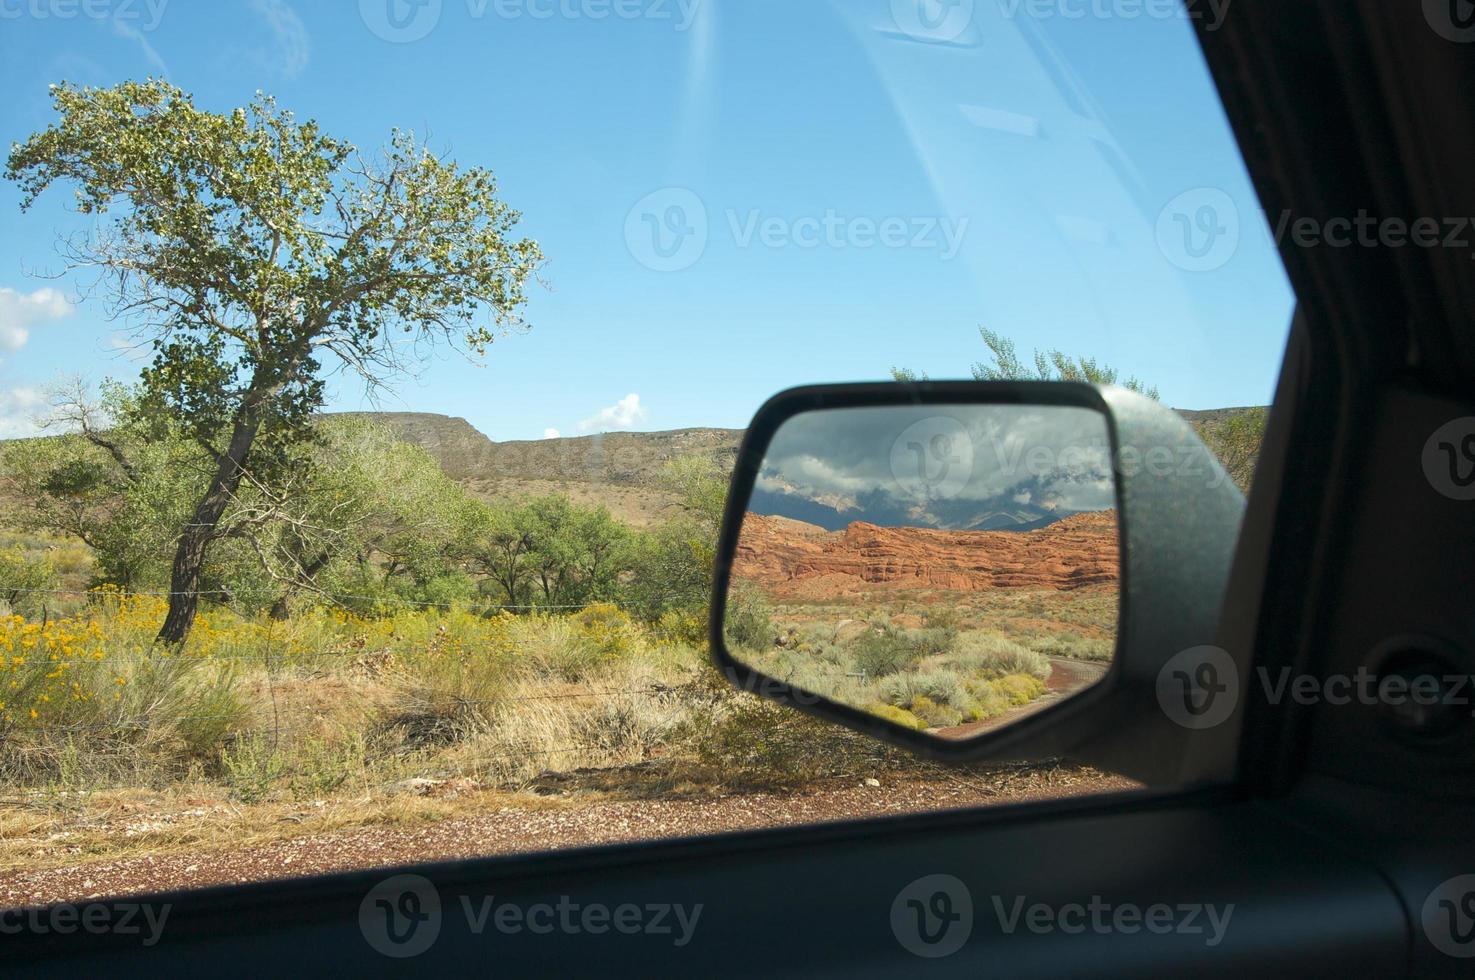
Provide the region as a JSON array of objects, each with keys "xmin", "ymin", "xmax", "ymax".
[
  {"xmin": 0, "ymin": 407, "xmax": 927, "ymax": 863},
  {"xmin": 0, "ymin": 82, "xmax": 1235, "ymax": 882},
  {"xmin": 727, "ymin": 581, "xmax": 1115, "ymax": 734},
  {"xmin": 723, "ymin": 502, "xmax": 1119, "ymax": 734}
]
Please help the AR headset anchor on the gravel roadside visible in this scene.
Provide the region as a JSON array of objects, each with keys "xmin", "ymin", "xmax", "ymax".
[{"xmin": 0, "ymin": 768, "xmax": 1135, "ymax": 908}]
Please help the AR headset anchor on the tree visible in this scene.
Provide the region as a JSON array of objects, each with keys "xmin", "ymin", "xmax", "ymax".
[
  {"xmin": 893, "ymin": 326, "xmax": 1161, "ymax": 399},
  {"xmin": 7, "ymin": 81, "xmax": 543, "ymax": 642},
  {"xmin": 1189, "ymin": 408, "xmax": 1267, "ymax": 493},
  {"xmin": 0, "ymin": 382, "xmax": 198, "ymax": 593},
  {"xmin": 249, "ymin": 417, "xmax": 476, "ymax": 616},
  {"xmin": 462, "ymin": 495, "xmax": 631, "ymax": 610},
  {"xmin": 465, "ymin": 500, "xmax": 538, "ymax": 608},
  {"xmin": 623, "ymin": 457, "xmax": 729, "ymax": 617},
  {"xmin": 656, "ymin": 455, "xmax": 728, "ymax": 532}
]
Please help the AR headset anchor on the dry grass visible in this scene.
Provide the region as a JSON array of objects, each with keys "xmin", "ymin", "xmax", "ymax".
[
  {"xmin": 0, "ymin": 584, "xmax": 1123, "ymax": 873},
  {"xmin": 0, "ymin": 782, "xmax": 583, "ymax": 874}
]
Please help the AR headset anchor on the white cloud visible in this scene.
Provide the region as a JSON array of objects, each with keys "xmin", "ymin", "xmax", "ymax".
[
  {"xmin": 542, "ymin": 428, "xmax": 561, "ymax": 439},
  {"xmin": 0, "ymin": 387, "xmax": 50, "ymax": 440},
  {"xmin": 111, "ymin": 16, "xmax": 171, "ymax": 77},
  {"xmin": 578, "ymin": 394, "xmax": 647, "ymax": 434},
  {"xmin": 0, "ymin": 287, "xmax": 74, "ymax": 352},
  {"xmin": 249, "ymin": 0, "xmax": 311, "ymax": 79}
]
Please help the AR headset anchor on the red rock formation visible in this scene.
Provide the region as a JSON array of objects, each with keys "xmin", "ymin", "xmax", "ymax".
[{"xmin": 731, "ymin": 511, "xmax": 1118, "ymax": 598}]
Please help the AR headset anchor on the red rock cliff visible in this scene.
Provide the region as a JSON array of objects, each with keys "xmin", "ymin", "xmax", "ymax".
[{"xmin": 731, "ymin": 511, "xmax": 1118, "ymax": 597}]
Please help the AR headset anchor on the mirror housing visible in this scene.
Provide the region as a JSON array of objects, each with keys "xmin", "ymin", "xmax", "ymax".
[{"xmin": 710, "ymin": 382, "xmax": 1246, "ymax": 786}]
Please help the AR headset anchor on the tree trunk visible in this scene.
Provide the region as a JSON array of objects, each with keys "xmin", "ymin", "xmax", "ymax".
[
  {"xmin": 156, "ymin": 411, "xmax": 262, "ymax": 645},
  {"xmin": 268, "ymin": 552, "xmax": 328, "ymax": 622}
]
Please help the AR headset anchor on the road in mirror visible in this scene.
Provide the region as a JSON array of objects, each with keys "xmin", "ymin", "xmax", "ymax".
[{"xmin": 725, "ymin": 404, "xmax": 1120, "ymax": 740}]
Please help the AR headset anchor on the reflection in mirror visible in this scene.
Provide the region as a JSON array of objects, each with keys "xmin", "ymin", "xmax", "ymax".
[{"xmin": 726, "ymin": 404, "xmax": 1120, "ymax": 741}]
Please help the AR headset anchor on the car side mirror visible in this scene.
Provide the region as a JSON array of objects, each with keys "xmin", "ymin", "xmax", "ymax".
[{"xmin": 709, "ymin": 381, "xmax": 1246, "ymax": 786}]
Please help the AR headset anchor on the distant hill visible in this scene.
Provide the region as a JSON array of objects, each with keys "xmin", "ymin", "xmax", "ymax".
[
  {"xmin": 2, "ymin": 406, "xmax": 1263, "ymax": 529},
  {"xmin": 329, "ymin": 407, "xmax": 1262, "ymax": 526},
  {"xmin": 333, "ymin": 413, "xmax": 740, "ymax": 482},
  {"xmin": 331, "ymin": 413, "xmax": 743, "ymax": 525}
]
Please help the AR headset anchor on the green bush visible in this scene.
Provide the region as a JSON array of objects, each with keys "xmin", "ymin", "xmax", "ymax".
[
  {"xmin": 0, "ymin": 546, "xmax": 58, "ymax": 620},
  {"xmin": 384, "ymin": 624, "xmax": 510, "ymax": 742},
  {"xmin": 922, "ymin": 606, "xmax": 962, "ymax": 632},
  {"xmin": 905, "ymin": 627, "xmax": 957, "ymax": 658},
  {"xmin": 653, "ymin": 609, "xmax": 707, "ymax": 647},
  {"xmin": 852, "ymin": 627, "xmax": 922, "ymax": 678},
  {"xmin": 219, "ymin": 733, "xmax": 288, "ymax": 804},
  {"xmin": 724, "ymin": 583, "xmax": 774, "ymax": 652}
]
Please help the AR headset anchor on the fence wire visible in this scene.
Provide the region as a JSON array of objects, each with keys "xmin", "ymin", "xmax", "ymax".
[{"xmin": 0, "ymin": 585, "xmax": 706, "ymax": 612}]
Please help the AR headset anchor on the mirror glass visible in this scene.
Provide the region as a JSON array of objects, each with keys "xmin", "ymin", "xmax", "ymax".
[{"xmin": 725, "ymin": 404, "xmax": 1119, "ymax": 740}]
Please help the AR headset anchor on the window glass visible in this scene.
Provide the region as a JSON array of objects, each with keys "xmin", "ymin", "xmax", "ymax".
[{"xmin": 0, "ymin": 0, "xmax": 1291, "ymax": 905}]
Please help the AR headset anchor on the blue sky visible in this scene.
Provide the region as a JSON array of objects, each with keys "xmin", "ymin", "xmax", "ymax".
[{"xmin": 0, "ymin": 0, "xmax": 1294, "ymax": 442}]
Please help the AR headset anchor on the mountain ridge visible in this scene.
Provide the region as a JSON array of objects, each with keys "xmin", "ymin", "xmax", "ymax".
[{"xmin": 1, "ymin": 408, "xmax": 1261, "ymax": 528}]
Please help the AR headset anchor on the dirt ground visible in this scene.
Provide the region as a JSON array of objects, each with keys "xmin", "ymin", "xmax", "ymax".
[{"xmin": 0, "ymin": 766, "xmax": 1136, "ymax": 908}]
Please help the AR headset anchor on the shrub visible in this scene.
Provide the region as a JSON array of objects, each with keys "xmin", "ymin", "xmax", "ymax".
[
  {"xmin": 867, "ymin": 702, "xmax": 928, "ymax": 731},
  {"xmin": 678, "ymin": 667, "xmax": 901, "ymax": 787},
  {"xmin": 0, "ymin": 611, "xmax": 248, "ymax": 760},
  {"xmin": 133, "ymin": 656, "xmax": 251, "ymax": 759},
  {"xmin": 878, "ymin": 669, "xmax": 968, "ymax": 710},
  {"xmin": 922, "ymin": 606, "xmax": 962, "ymax": 632},
  {"xmin": 653, "ymin": 609, "xmax": 707, "ymax": 647},
  {"xmin": 995, "ymin": 673, "xmax": 1047, "ymax": 706},
  {"xmin": 219, "ymin": 733, "xmax": 288, "ymax": 804},
  {"xmin": 508, "ymin": 614, "xmax": 603, "ymax": 681},
  {"xmin": 947, "ymin": 631, "xmax": 1052, "ymax": 681},
  {"xmin": 287, "ymin": 733, "xmax": 369, "ymax": 798},
  {"xmin": 851, "ymin": 627, "xmax": 921, "ymax": 678},
  {"xmin": 905, "ymin": 627, "xmax": 957, "ymax": 658},
  {"xmin": 1030, "ymin": 632, "xmax": 1114, "ymax": 662},
  {"xmin": 724, "ymin": 584, "xmax": 774, "ymax": 652},
  {"xmin": 0, "ymin": 546, "xmax": 58, "ymax": 620},
  {"xmin": 568, "ymin": 696, "xmax": 669, "ymax": 758},
  {"xmin": 911, "ymin": 668, "xmax": 968, "ymax": 706},
  {"xmin": 574, "ymin": 603, "xmax": 640, "ymax": 660},
  {"xmin": 909, "ymin": 695, "xmax": 962, "ymax": 728},
  {"xmin": 383, "ymin": 621, "xmax": 510, "ymax": 742}
]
